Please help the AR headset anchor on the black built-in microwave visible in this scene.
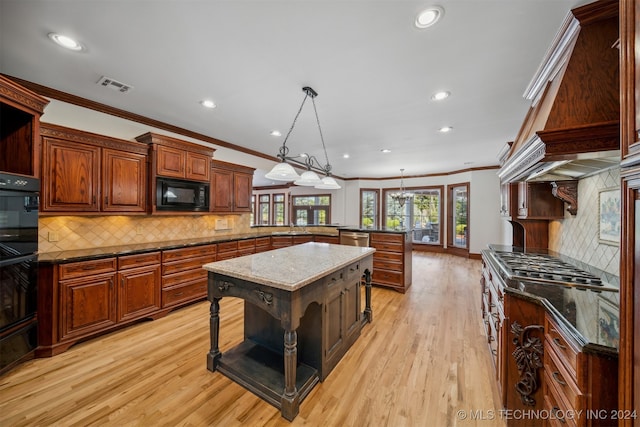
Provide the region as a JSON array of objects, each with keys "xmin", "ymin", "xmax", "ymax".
[{"xmin": 156, "ymin": 177, "xmax": 209, "ymax": 212}]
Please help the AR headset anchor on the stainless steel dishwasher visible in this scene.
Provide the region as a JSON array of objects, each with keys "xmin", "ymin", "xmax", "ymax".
[{"xmin": 339, "ymin": 231, "xmax": 370, "ymax": 247}]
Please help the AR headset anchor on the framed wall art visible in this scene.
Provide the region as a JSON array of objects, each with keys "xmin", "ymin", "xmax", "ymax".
[{"xmin": 598, "ymin": 188, "xmax": 621, "ymax": 245}]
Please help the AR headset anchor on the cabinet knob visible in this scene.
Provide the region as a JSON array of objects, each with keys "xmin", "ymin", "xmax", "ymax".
[
  {"xmin": 552, "ymin": 336, "xmax": 567, "ymax": 350},
  {"xmin": 552, "ymin": 371, "xmax": 566, "ymax": 386}
]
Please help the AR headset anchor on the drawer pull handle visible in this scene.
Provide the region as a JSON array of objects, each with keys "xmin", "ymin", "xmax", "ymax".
[
  {"xmin": 488, "ymin": 335, "xmax": 495, "ymax": 342},
  {"xmin": 552, "ymin": 337, "xmax": 567, "ymax": 350},
  {"xmin": 552, "ymin": 371, "xmax": 566, "ymax": 386},
  {"xmin": 174, "ymin": 292, "xmax": 183, "ymax": 297},
  {"xmin": 551, "ymin": 407, "xmax": 566, "ymax": 424}
]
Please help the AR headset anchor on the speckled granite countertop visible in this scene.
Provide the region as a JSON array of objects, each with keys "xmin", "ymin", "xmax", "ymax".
[
  {"xmin": 203, "ymin": 242, "xmax": 375, "ymax": 291},
  {"xmin": 483, "ymin": 245, "xmax": 619, "ymax": 356}
]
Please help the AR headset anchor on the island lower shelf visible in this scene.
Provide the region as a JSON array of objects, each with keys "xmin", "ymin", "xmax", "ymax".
[{"xmin": 217, "ymin": 339, "xmax": 320, "ymax": 408}]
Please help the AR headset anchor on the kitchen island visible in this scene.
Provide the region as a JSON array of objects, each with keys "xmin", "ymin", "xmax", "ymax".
[{"xmin": 203, "ymin": 242, "xmax": 375, "ymax": 421}]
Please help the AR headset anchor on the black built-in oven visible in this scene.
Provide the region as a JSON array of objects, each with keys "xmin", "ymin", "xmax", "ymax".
[{"xmin": 0, "ymin": 172, "xmax": 39, "ymax": 373}]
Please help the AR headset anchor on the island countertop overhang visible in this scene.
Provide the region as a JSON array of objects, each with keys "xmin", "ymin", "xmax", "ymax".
[{"xmin": 203, "ymin": 242, "xmax": 375, "ymax": 291}]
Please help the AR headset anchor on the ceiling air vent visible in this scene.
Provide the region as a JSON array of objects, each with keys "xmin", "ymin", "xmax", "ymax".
[{"xmin": 96, "ymin": 76, "xmax": 133, "ymax": 93}]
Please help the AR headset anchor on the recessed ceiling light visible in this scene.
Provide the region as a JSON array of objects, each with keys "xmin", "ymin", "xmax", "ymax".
[
  {"xmin": 438, "ymin": 126, "xmax": 453, "ymax": 133},
  {"xmin": 200, "ymin": 99, "xmax": 216, "ymax": 109},
  {"xmin": 381, "ymin": 149, "xmax": 391, "ymax": 153},
  {"xmin": 48, "ymin": 33, "xmax": 84, "ymax": 51},
  {"xmin": 415, "ymin": 6, "xmax": 444, "ymax": 29},
  {"xmin": 431, "ymin": 91, "xmax": 450, "ymax": 101},
  {"xmin": 343, "ymin": 153, "xmax": 350, "ymax": 159},
  {"xmin": 270, "ymin": 130, "xmax": 282, "ymax": 137}
]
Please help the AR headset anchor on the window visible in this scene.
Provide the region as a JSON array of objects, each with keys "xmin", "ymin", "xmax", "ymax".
[
  {"xmin": 250, "ymin": 195, "xmax": 255, "ymax": 225},
  {"xmin": 360, "ymin": 189, "xmax": 379, "ymax": 229},
  {"xmin": 383, "ymin": 186, "xmax": 442, "ymax": 245},
  {"xmin": 292, "ymin": 195, "xmax": 331, "ymax": 225},
  {"xmin": 447, "ymin": 183, "xmax": 469, "ymax": 250},
  {"xmin": 273, "ymin": 193, "xmax": 285, "ymax": 225},
  {"xmin": 258, "ymin": 194, "xmax": 270, "ymax": 225},
  {"xmin": 412, "ymin": 188, "xmax": 442, "ymax": 244}
]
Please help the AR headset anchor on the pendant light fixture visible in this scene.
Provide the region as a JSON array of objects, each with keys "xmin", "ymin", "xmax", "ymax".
[
  {"xmin": 390, "ymin": 169, "xmax": 414, "ymax": 207},
  {"xmin": 265, "ymin": 86, "xmax": 341, "ymax": 189}
]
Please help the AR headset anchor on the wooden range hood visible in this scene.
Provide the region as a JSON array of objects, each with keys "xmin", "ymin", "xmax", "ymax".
[{"xmin": 498, "ymin": 0, "xmax": 620, "ymax": 184}]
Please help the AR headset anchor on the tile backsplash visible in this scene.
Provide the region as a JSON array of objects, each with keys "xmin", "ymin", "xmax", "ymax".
[
  {"xmin": 549, "ymin": 167, "xmax": 620, "ymax": 280},
  {"xmin": 38, "ymin": 214, "xmax": 252, "ymax": 253}
]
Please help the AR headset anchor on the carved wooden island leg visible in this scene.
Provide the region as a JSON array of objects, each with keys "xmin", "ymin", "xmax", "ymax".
[
  {"xmin": 281, "ymin": 329, "xmax": 299, "ymax": 421},
  {"xmin": 364, "ymin": 268, "xmax": 373, "ymax": 323},
  {"xmin": 206, "ymin": 297, "xmax": 221, "ymax": 372}
]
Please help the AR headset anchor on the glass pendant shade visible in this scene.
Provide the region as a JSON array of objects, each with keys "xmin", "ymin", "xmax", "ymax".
[
  {"xmin": 294, "ymin": 170, "xmax": 323, "ymax": 186},
  {"xmin": 265, "ymin": 162, "xmax": 301, "ymax": 181},
  {"xmin": 315, "ymin": 176, "xmax": 341, "ymax": 189}
]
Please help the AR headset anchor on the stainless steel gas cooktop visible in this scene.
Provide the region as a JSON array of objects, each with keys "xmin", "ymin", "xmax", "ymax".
[{"xmin": 492, "ymin": 251, "xmax": 617, "ymax": 291}]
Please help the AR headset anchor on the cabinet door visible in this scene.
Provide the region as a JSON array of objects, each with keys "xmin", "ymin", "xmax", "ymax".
[
  {"xmin": 185, "ymin": 152, "xmax": 210, "ymax": 182},
  {"xmin": 211, "ymin": 168, "xmax": 233, "ymax": 212},
  {"xmin": 102, "ymin": 148, "xmax": 147, "ymax": 212},
  {"xmin": 233, "ymin": 172, "xmax": 253, "ymax": 211},
  {"xmin": 324, "ymin": 282, "xmax": 344, "ymax": 366},
  {"xmin": 156, "ymin": 145, "xmax": 185, "ymax": 178},
  {"xmin": 118, "ymin": 265, "xmax": 161, "ymax": 322},
  {"xmin": 42, "ymin": 139, "xmax": 100, "ymax": 212},
  {"xmin": 60, "ymin": 272, "xmax": 117, "ymax": 341}
]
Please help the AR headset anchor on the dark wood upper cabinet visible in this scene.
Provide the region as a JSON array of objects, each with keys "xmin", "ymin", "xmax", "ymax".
[
  {"xmin": 0, "ymin": 75, "xmax": 49, "ymax": 177},
  {"xmin": 41, "ymin": 124, "xmax": 148, "ymax": 214},
  {"xmin": 136, "ymin": 132, "xmax": 214, "ymax": 183},
  {"xmin": 210, "ymin": 159, "xmax": 255, "ymax": 213},
  {"xmin": 516, "ymin": 182, "xmax": 565, "ymax": 220}
]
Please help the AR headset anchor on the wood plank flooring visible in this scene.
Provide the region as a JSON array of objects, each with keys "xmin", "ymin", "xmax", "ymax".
[{"xmin": 0, "ymin": 252, "xmax": 505, "ymax": 426}]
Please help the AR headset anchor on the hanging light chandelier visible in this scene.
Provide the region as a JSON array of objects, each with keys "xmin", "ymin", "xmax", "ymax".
[
  {"xmin": 265, "ymin": 86, "xmax": 341, "ymax": 189},
  {"xmin": 390, "ymin": 168, "xmax": 414, "ymax": 207}
]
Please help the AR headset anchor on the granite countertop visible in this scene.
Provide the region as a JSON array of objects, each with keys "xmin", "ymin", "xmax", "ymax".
[
  {"xmin": 203, "ymin": 242, "xmax": 375, "ymax": 291},
  {"xmin": 483, "ymin": 246, "xmax": 620, "ymax": 356},
  {"xmin": 338, "ymin": 226, "xmax": 411, "ymax": 234},
  {"xmin": 38, "ymin": 232, "xmax": 276, "ymax": 264}
]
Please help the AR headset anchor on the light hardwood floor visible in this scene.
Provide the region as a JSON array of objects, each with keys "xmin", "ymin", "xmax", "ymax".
[{"xmin": 0, "ymin": 252, "xmax": 506, "ymax": 427}]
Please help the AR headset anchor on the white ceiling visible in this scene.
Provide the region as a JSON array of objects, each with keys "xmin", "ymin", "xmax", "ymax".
[{"xmin": 0, "ymin": 0, "xmax": 589, "ymax": 186}]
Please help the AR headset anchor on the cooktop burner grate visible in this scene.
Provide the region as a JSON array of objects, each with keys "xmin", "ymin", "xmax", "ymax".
[{"xmin": 494, "ymin": 251, "xmax": 603, "ymax": 287}]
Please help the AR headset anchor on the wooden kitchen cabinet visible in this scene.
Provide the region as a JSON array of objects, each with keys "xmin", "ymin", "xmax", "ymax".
[
  {"xmin": 137, "ymin": 132, "xmax": 214, "ymax": 183},
  {"xmin": 237, "ymin": 238, "xmax": 256, "ymax": 256},
  {"xmin": 40, "ymin": 124, "xmax": 148, "ymax": 213},
  {"xmin": 542, "ymin": 315, "xmax": 618, "ymax": 427},
  {"xmin": 59, "ymin": 260, "xmax": 118, "ymax": 343},
  {"xmin": 369, "ymin": 232, "xmax": 412, "ymax": 293},
  {"xmin": 516, "ymin": 182, "xmax": 565, "ymax": 219},
  {"xmin": 271, "ymin": 235, "xmax": 292, "ymax": 249},
  {"xmin": 39, "ymin": 253, "xmax": 163, "ymax": 356},
  {"xmin": 314, "ymin": 235, "xmax": 340, "ymax": 244},
  {"xmin": 161, "ymin": 244, "xmax": 216, "ymax": 309},
  {"xmin": 0, "ymin": 75, "xmax": 49, "ymax": 177},
  {"xmin": 117, "ymin": 252, "xmax": 162, "ymax": 322},
  {"xmin": 255, "ymin": 236, "xmax": 271, "ymax": 253},
  {"xmin": 210, "ymin": 160, "xmax": 255, "ymax": 213},
  {"xmin": 216, "ymin": 241, "xmax": 238, "ymax": 260},
  {"xmin": 323, "ymin": 259, "xmax": 363, "ymax": 376}
]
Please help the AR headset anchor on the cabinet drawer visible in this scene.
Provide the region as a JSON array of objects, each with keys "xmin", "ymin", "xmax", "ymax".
[
  {"xmin": 162, "ymin": 244, "xmax": 216, "ymax": 262},
  {"xmin": 545, "ymin": 316, "xmax": 579, "ymax": 377},
  {"xmin": 162, "ymin": 269, "xmax": 207, "ymax": 288},
  {"xmin": 545, "ymin": 338, "xmax": 583, "ymax": 412},
  {"xmin": 59, "ymin": 258, "xmax": 117, "ymax": 280},
  {"xmin": 344, "ymin": 261, "xmax": 361, "ymax": 281},
  {"xmin": 372, "ymin": 242, "xmax": 403, "ymax": 252},
  {"xmin": 162, "ymin": 254, "xmax": 215, "ymax": 276},
  {"xmin": 370, "ymin": 233, "xmax": 403, "ymax": 244},
  {"xmin": 217, "ymin": 241, "xmax": 238, "ymax": 253},
  {"xmin": 373, "ymin": 251, "xmax": 403, "ymax": 263},
  {"xmin": 373, "ymin": 259, "xmax": 402, "ymax": 271},
  {"xmin": 162, "ymin": 280, "xmax": 207, "ymax": 308},
  {"xmin": 255, "ymin": 236, "xmax": 271, "ymax": 248},
  {"xmin": 237, "ymin": 239, "xmax": 255, "ymax": 250},
  {"xmin": 237, "ymin": 249, "xmax": 255, "ymax": 257},
  {"xmin": 118, "ymin": 251, "xmax": 161, "ymax": 270},
  {"xmin": 216, "ymin": 251, "xmax": 237, "ymax": 260},
  {"xmin": 543, "ymin": 392, "xmax": 577, "ymax": 427},
  {"xmin": 372, "ymin": 269, "xmax": 402, "ymax": 285}
]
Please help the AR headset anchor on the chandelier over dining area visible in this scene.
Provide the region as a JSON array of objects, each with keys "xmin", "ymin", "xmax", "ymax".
[
  {"xmin": 390, "ymin": 168, "xmax": 414, "ymax": 207},
  {"xmin": 265, "ymin": 86, "xmax": 341, "ymax": 189}
]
